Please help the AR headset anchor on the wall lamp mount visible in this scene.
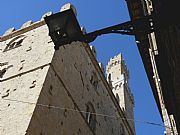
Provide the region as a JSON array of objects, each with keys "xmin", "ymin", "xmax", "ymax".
[{"xmin": 44, "ymin": 9, "xmax": 154, "ymax": 50}]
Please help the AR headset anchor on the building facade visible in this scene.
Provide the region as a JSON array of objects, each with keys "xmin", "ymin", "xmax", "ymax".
[
  {"xmin": 0, "ymin": 4, "xmax": 135, "ymax": 135},
  {"xmin": 125, "ymin": 0, "xmax": 179, "ymax": 134}
]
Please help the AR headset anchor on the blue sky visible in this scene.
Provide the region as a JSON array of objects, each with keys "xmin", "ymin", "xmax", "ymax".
[{"xmin": 0, "ymin": 1, "xmax": 164, "ymax": 134}]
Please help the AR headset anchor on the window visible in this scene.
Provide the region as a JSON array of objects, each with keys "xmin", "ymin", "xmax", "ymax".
[
  {"xmin": 86, "ymin": 102, "xmax": 96, "ymax": 131},
  {"xmin": 90, "ymin": 71, "xmax": 98, "ymax": 90},
  {"xmin": 4, "ymin": 35, "xmax": 26, "ymax": 52},
  {"xmin": 114, "ymin": 84, "xmax": 120, "ymax": 90}
]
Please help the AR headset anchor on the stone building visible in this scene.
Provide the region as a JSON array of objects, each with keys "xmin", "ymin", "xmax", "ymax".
[
  {"xmin": 0, "ymin": 4, "xmax": 135, "ymax": 135},
  {"xmin": 125, "ymin": 0, "xmax": 179, "ymax": 134},
  {"xmin": 106, "ymin": 54, "xmax": 135, "ymax": 132}
]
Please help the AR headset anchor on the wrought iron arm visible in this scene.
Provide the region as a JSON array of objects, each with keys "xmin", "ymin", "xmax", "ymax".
[
  {"xmin": 44, "ymin": 8, "xmax": 154, "ymax": 49},
  {"xmin": 81, "ymin": 14, "xmax": 154, "ymax": 43}
]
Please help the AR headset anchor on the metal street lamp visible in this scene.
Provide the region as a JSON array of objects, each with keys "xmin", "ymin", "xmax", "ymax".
[{"xmin": 44, "ymin": 8, "xmax": 154, "ymax": 50}]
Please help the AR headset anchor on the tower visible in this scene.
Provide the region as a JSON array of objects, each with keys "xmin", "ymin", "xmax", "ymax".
[{"xmin": 106, "ymin": 54, "xmax": 135, "ymax": 132}]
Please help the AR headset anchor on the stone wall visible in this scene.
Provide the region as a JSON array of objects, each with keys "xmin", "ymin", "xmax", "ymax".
[{"xmin": 0, "ymin": 24, "xmax": 53, "ymax": 135}]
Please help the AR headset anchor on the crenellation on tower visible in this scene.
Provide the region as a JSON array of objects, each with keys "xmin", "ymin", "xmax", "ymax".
[
  {"xmin": 41, "ymin": 11, "xmax": 53, "ymax": 21},
  {"xmin": 3, "ymin": 27, "xmax": 16, "ymax": 36},
  {"xmin": 20, "ymin": 20, "xmax": 33, "ymax": 29},
  {"xmin": 106, "ymin": 54, "xmax": 122, "ymax": 72},
  {"xmin": 60, "ymin": 3, "xmax": 77, "ymax": 16},
  {"xmin": 106, "ymin": 54, "xmax": 129, "ymax": 82},
  {"xmin": 0, "ymin": 20, "xmax": 45, "ymax": 42},
  {"xmin": 90, "ymin": 45, "xmax": 96, "ymax": 58},
  {"xmin": 1, "ymin": 10, "xmax": 55, "ymax": 39}
]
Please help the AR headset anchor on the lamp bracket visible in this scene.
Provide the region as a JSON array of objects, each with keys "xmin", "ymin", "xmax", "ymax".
[
  {"xmin": 82, "ymin": 14, "xmax": 154, "ymax": 43},
  {"xmin": 45, "ymin": 8, "xmax": 154, "ymax": 50}
]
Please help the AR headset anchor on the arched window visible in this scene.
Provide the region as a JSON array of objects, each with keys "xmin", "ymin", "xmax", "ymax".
[
  {"xmin": 86, "ymin": 102, "xmax": 96, "ymax": 131},
  {"xmin": 115, "ymin": 84, "xmax": 121, "ymax": 90},
  {"xmin": 4, "ymin": 35, "xmax": 26, "ymax": 52}
]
